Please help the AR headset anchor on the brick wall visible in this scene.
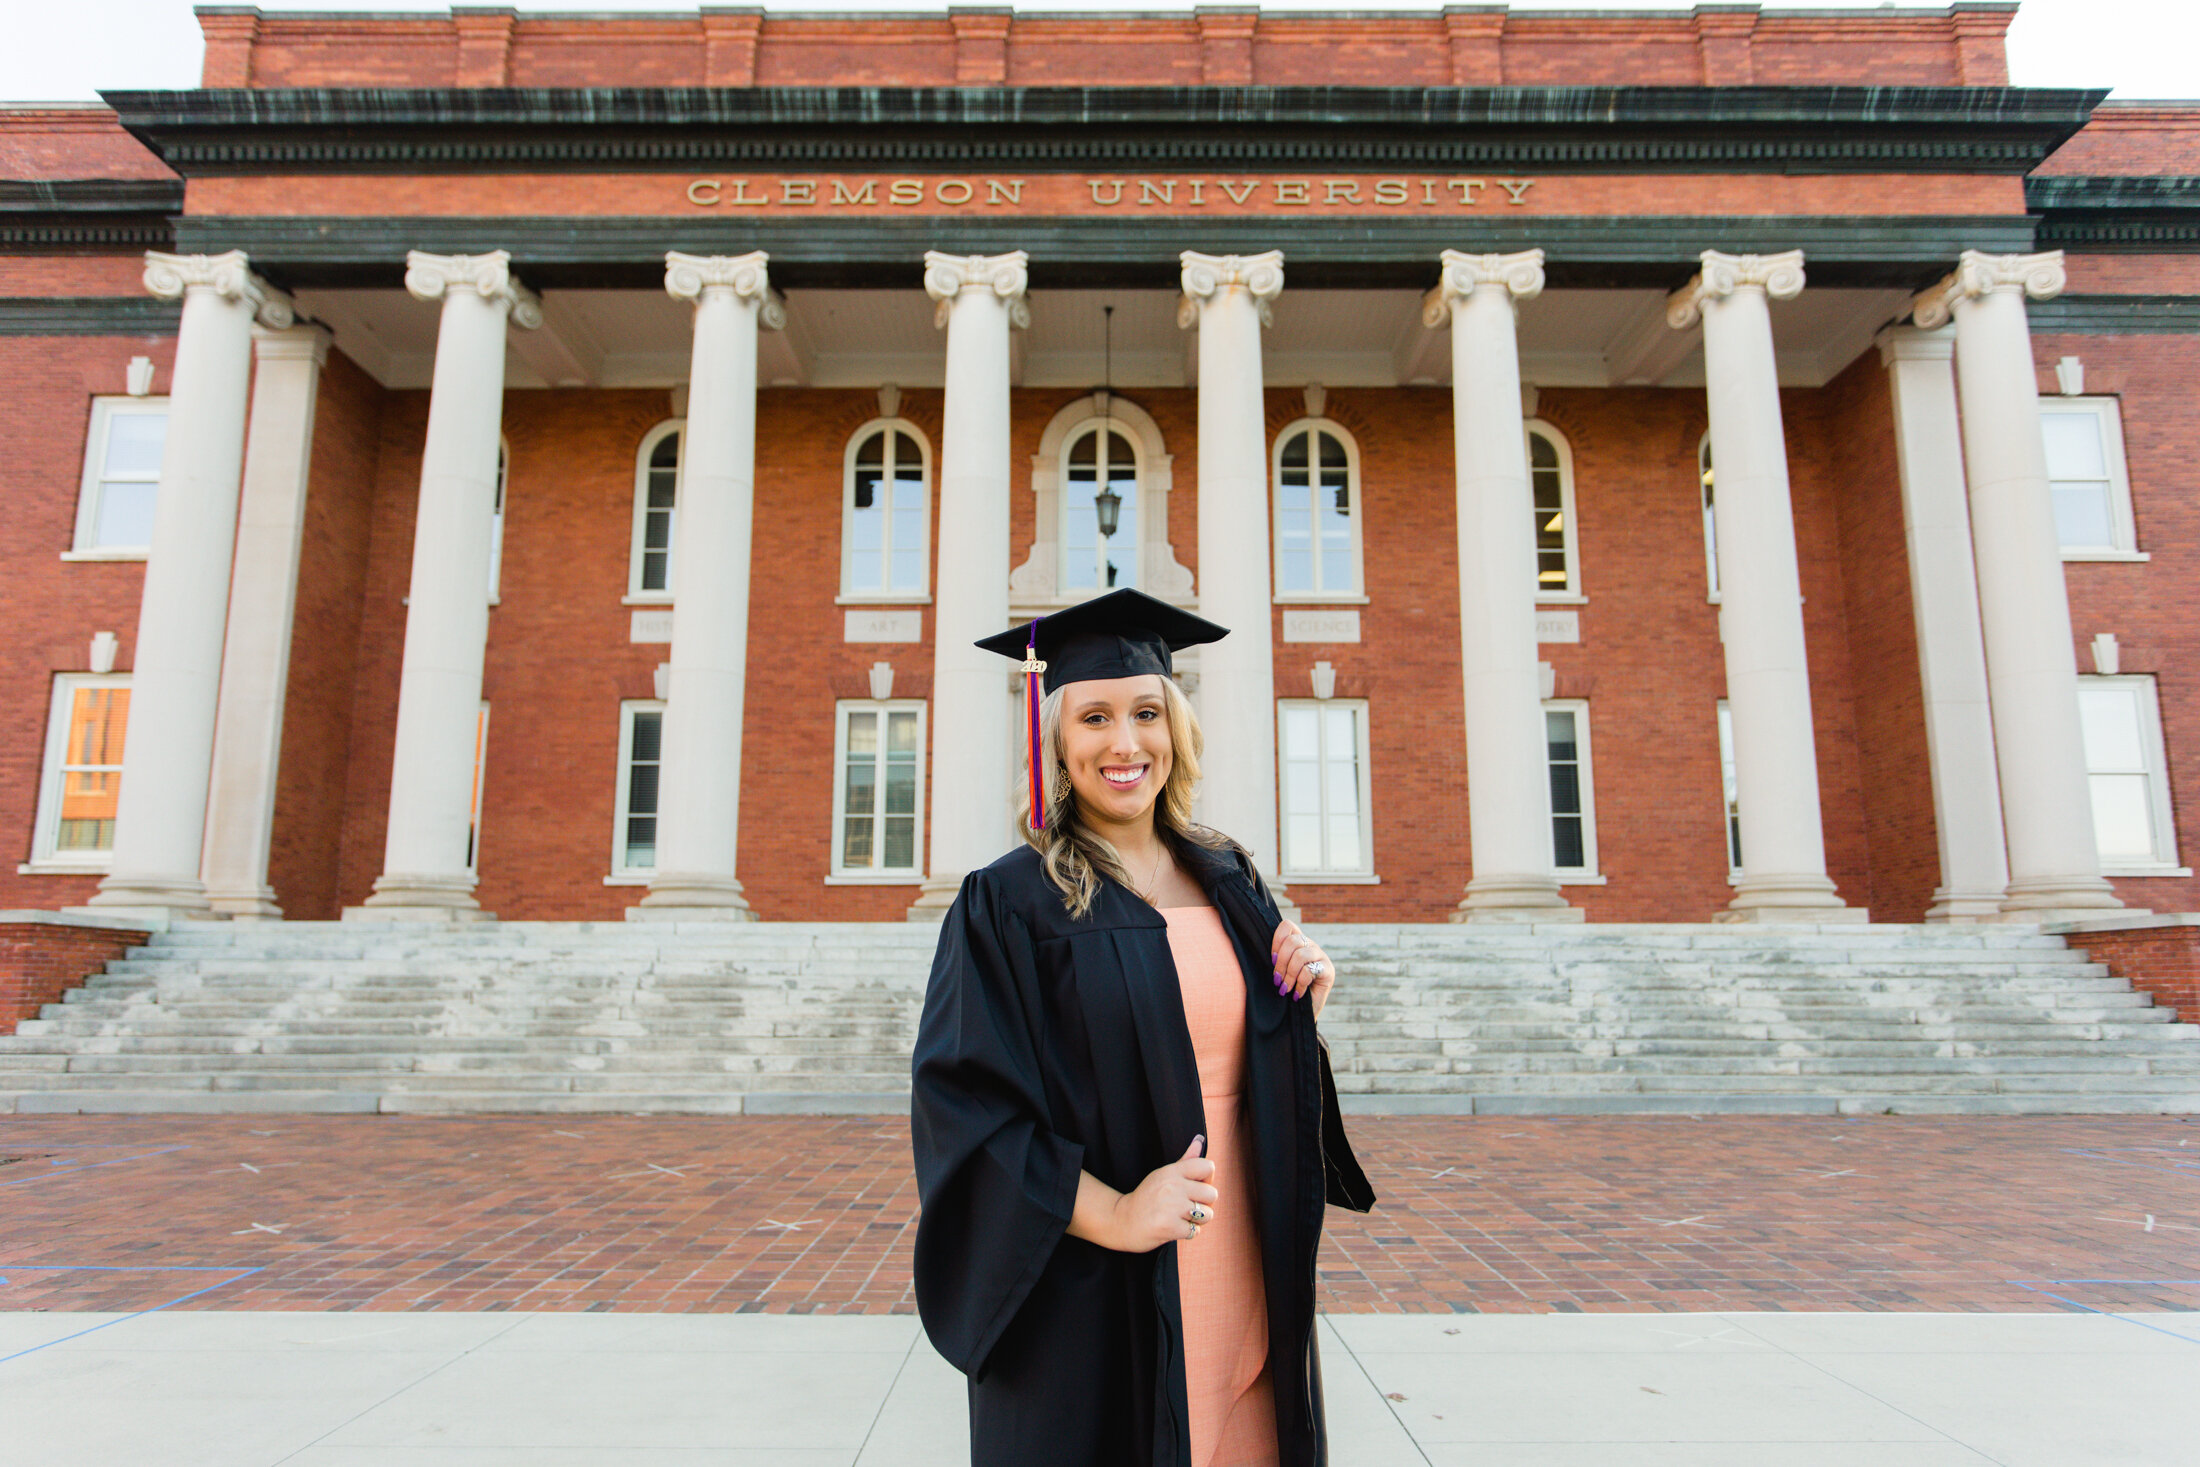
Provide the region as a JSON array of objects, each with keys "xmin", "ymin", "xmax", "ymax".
[
  {"xmin": 0, "ymin": 918, "xmax": 149, "ymax": 1032},
  {"xmin": 221, "ymin": 9, "xmax": 1995, "ymax": 91},
  {"xmin": 2059, "ymin": 923, "xmax": 2200, "ymax": 1026}
]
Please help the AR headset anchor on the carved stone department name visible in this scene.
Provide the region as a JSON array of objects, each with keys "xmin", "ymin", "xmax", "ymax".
[{"xmin": 685, "ymin": 176, "xmax": 1539, "ymax": 210}]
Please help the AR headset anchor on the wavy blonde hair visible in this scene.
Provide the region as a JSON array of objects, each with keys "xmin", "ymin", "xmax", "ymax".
[{"xmin": 1020, "ymin": 675, "xmax": 1230, "ymax": 918}]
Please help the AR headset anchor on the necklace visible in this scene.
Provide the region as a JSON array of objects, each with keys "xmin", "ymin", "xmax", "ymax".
[{"xmin": 1136, "ymin": 842, "xmax": 1168, "ymax": 905}]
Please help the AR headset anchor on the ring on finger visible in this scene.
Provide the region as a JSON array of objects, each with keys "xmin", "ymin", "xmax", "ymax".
[
  {"xmin": 1306, "ymin": 960, "xmax": 1326, "ymax": 980},
  {"xmin": 1187, "ymin": 1204, "xmax": 1210, "ymax": 1224}
]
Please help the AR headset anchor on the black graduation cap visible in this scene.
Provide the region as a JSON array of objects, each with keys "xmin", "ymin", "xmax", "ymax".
[{"xmin": 975, "ymin": 589, "xmax": 1230, "ymax": 827}]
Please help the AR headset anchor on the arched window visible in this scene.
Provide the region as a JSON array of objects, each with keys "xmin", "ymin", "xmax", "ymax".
[
  {"xmin": 1698, "ymin": 431, "xmax": 1720, "ymax": 600},
  {"xmin": 1062, "ymin": 419, "xmax": 1141, "ymax": 592},
  {"xmin": 1271, "ymin": 419, "xmax": 1361, "ymax": 599},
  {"xmin": 841, "ymin": 419, "xmax": 931, "ymax": 600},
  {"xmin": 629, "ymin": 420, "xmax": 681, "ymax": 599},
  {"xmin": 1526, "ymin": 421, "xmax": 1578, "ymax": 599}
]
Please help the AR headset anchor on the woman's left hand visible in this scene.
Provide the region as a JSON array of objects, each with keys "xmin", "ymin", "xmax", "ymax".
[{"xmin": 1270, "ymin": 918, "xmax": 1335, "ymax": 1019}]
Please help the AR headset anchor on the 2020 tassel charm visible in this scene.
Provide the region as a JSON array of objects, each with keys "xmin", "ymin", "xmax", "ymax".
[{"xmin": 1019, "ymin": 619, "xmax": 1047, "ymax": 829}]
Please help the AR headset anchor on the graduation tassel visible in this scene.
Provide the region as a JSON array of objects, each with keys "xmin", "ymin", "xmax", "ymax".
[{"xmin": 1019, "ymin": 619, "xmax": 1047, "ymax": 829}]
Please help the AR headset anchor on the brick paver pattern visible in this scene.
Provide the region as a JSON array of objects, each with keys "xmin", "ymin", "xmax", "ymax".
[{"xmin": 1, "ymin": 1115, "xmax": 2195, "ymax": 1316}]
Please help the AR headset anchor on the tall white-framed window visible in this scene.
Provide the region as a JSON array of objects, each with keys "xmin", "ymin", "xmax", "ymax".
[
  {"xmin": 842, "ymin": 420, "xmax": 932, "ymax": 601},
  {"xmin": 1062, "ymin": 419, "xmax": 1142, "ymax": 594},
  {"xmin": 1528, "ymin": 421, "xmax": 1580, "ymax": 600},
  {"xmin": 2040, "ymin": 398, "xmax": 2142, "ymax": 560},
  {"xmin": 1717, "ymin": 700, "xmax": 1742, "ymax": 879},
  {"xmin": 487, "ymin": 437, "xmax": 510, "ymax": 603},
  {"xmin": 1272, "ymin": 419, "xmax": 1362, "ymax": 600},
  {"xmin": 465, "ymin": 704, "xmax": 489, "ymax": 877},
  {"xmin": 1545, "ymin": 700, "xmax": 1600, "ymax": 881},
  {"xmin": 629, "ymin": 420, "xmax": 681, "ymax": 600},
  {"xmin": 1698, "ymin": 431, "xmax": 1721, "ymax": 601},
  {"xmin": 26, "ymin": 674, "xmax": 131, "ymax": 870},
  {"xmin": 2078, "ymin": 675, "xmax": 2184, "ymax": 874},
  {"xmin": 610, "ymin": 700, "xmax": 663, "ymax": 880},
  {"xmin": 1278, "ymin": 699, "xmax": 1374, "ymax": 880},
  {"xmin": 832, "ymin": 700, "xmax": 925, "ymax": 878},
  {"xmin": 69, "ymin": 397, "xmax": 168, "ymax": 557}
]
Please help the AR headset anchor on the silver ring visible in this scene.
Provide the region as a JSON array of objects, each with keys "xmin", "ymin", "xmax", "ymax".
[
  {"xmin": 1307, "ymin": 961, "xmax": 1326, "ymax": 980},
  {"xmin": 1187, "ymin": 1205, "xmax": 1209, "ymax": 1224}
]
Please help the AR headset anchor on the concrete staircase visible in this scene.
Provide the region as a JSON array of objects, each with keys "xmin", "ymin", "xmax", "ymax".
[{"xmin": 1, "ymin": 921, "xmax": 2196, "ymax": 1116}]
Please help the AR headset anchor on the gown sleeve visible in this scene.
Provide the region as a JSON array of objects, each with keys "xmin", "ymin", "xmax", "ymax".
[{"xmin": 910, "ymin": 868, "xmax": 1087, "ymax": 1379}]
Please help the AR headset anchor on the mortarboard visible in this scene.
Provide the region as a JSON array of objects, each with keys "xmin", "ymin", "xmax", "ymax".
[{"xmin": 975, "ymin": 588, "xmax": 1230, "ymax": 829}]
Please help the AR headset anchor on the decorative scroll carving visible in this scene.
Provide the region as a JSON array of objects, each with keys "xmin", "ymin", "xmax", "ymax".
[
  {"xmin": 142, "ymin": 249, "xmax": 294, "ymax": 329},
  {"xmin": 1421, "ymin": 247, "xmax": 1545, "ymax": 327},
  {"xmin": 403, "ymin": 249, "xmax": 543, "ymax": 329},
  {"xmin": 1666, "ymin": 248, "xmax": 1806, "ymax": 329},
  {"xmin": 1911, "ymin": 249, "xmax": 2066, "ymax": 330},
  {"xmin": 665, "ymin": 250, "xmax": 785, "ymax": 328},
  {"xmin": 1178, "ymin": 250, "xmax": 1285, "ymax": 328},
  {"xmin": 923, "ymin": 250, "xmax": 1030, "ymax": 330}
]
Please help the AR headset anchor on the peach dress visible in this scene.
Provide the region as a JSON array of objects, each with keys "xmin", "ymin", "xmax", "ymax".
[{"xmin": 1162, "ymin": 904, "xmax": 1278, "ymax": 1467}]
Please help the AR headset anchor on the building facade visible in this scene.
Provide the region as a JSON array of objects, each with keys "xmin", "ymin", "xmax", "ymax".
[{"xmin": 3, "ymin": 3, "xmax": 2197, "ymax": 927}]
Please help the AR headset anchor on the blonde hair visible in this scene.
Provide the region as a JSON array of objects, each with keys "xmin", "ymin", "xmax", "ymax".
[{"xmin": 1020, "ymin": 675, "xmax": 1229, "ymax": 918}]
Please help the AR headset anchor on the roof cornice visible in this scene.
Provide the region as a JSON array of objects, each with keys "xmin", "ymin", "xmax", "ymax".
[
  {"xmin": 101, "ymin": 84, "xmax": 2105, "ymax": 177},
  {"xmin": 2029, "ymin": 175, "xmax": 2200, "ymax": 252}
]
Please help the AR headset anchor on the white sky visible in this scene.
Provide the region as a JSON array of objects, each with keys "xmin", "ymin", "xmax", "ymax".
[{"xmin": 1, "ymin": 0, "xmax": 2193, "ymax": 104}]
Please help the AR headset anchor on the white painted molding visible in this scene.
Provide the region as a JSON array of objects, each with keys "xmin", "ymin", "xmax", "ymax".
[
  {"xmin": 1178, "ymin": 250, "xmax": 1284, "ymax": 329},
  {"xmin": 403, "ymin": 249, "xmax": 543, "ymax": 329},
  {"xmin": 922, "ymin": 251, "xmax": 1030, "ymax": 330},
  {"xmin": 1422, "ymin": 248, "xmax": 1545, "ymax": 329},
  {"xmin": 1666, "ymin": 249, "xmax": 1806, "ymax": 330},
  {"xmin": 125, "ymin": 356, "xmax": 154, "ymax": 396},
  {"xmin": 1009, "ymin": 391, "xmax": 1194, "ymax": 606},
  {"xmin": 664, "ymin": 251, "xmax": 786, "ymax": 330},
  {"xmin": 1911, "ymin": 250, "xmax": 2065, "ymax": 330},
  {"xmin": 143, "ymin": 249, "xmax": 294, "ymax": 329}
]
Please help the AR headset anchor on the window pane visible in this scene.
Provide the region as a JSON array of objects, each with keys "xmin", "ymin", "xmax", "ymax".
[
  {"xmin": 104, "ymin": 411, "xmax": 166, "ymax": 476},
  {"xmin": 846, "ymin": 711, "xmax": 877, "ymax": 756},
  {"xmin": 629, "ymin": 711, "xmax": 662, "ymax": 764},
  {"xmin": 1549, "ymin": 762, "xmax": 1582, "ymax": 817},
  {"xmin": 2041, "ymin": 411, "xmax": 2106, "ymax": 479},
  {"xmin": 855, "ymin": 430, "xmax": 884, "ymax": 466},
  {"xmin": 1284, "ymin": 758, "xmax": 1321, "ymax": 816},
  {"xmin": 643, "ymin": 549, "xmax": 668, "ymax": 588},
  {"xmin": 2089, "ymin": 774, "xmax": 2156, "ymax": 861},
  {"xmin": 886, "ymin": 710, "xmax": 920, "ymax": 753},
  {"xmin": 648, "ymin": 469, "xmax": 677, "ymax": 510},
  {"xmin": 94, "ymin": 481, "xmax": 157, "ymax": 548},
  {"xmin": 853, "ymin": 467, "xmax": 881, "ymax": 513},
  {"xmin": 68, "ymin": 686, "xmax": 130, "ymax": 767},
  {"xmin": 1326, "ymin": 816, "xmax": 1361, "ymax": 872},
  {"xmin": 842, "ymin": 817, "xmax": 875, "ymax": 868},
  {"xmin": 2079, "ymin": 687, "xmax": 2146, "ymax": 772},
  {"xmin": 1281, "ymin": 431, "xmax": 1309, "ymax": 470},
  {"xmin": 626, "ymin": 761, "xmax": 660, "ymax": 818},
  {"xmin": 1317, "ymin": 429, "xmax": 1347, "ymax": 470},
  {"xmin": 1545, "ymin": 710, "xmax": 1576, "ymax": 762},
  {"xmin": 1281, "ymin": 704, "xmax": 1319, "ymax": 758},
  {"xmin": 2051, "ymin": 484, "xmax": 2115, "ymax": 549},
  {"xmin": 644, "ymin": 513, "xmax": 672, "ymax": 552},
  {"xmin": 884, "ymin": 815, "xmax": 915, "ymax": 869},
  {"xmin": 1068, "ymin": 430, "xmax": 1096, "ymax": 466},
  {"xmin": 1529, "ymin": 432, "xmax": 1557, "ymax": 470},
  {"xmin": 843, "ymin": 761, "xmax": 877, "ymax": 818},
  {"xmin": 884, "ymin": 759, "xmax": 917, "ymax": 817},
  {"xmin": 1553, "ymin": 816, "xmax": 1585, "ymax": 870},
  {"xmin": 1286, "ymin": 812, "xmax": 1322, "ymax": 868},
  {"xmin": 650, "ymin": 432, "xmax": 680, "ymax": 469},
  {"xmin": 623, "ymin": 815, "xmax": 656, "ymax": 870},
  {"xmin": 894, "ymin": 431, "xmax": 919, "ymax": 468}
]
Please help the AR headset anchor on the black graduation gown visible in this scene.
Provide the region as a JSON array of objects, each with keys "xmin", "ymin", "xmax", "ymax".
[{"xmin": 911, "ymin": 837, "xmax": 1376, "ymax": 1467}]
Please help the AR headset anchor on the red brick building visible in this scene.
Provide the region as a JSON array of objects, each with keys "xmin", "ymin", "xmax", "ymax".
[{"xmin": 4, "ymin": 3, "xmax": 2196, "ymax": 929}]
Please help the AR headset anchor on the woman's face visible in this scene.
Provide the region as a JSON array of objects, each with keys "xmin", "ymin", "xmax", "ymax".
[{"xmin": 1060, "ymin": 674, "xmax": 1174, "ymax": 832}]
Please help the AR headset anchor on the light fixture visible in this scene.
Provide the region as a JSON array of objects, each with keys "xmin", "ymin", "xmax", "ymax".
[{"xmin": 1093, "ymin": 305, "xmax": 1123, "ymax": 540}]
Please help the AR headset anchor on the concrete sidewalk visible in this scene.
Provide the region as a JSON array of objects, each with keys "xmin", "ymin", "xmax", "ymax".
[{"xmin": 3, "ymin": 1309, "xmax": 2192, "ymax": 1466}]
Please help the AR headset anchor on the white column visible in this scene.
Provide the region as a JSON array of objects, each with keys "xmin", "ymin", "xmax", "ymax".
[
  {"xmin": 1876, "ymin": 325, "xmax": 2009, "ymax": 921},
  {"xmin": 635, "ymin": 252, "xmax": 781, "ymax": 920},
  {"xmin": 82, "ymin": 251, "xmax": 294, "ymax": 921},
  {"xmin": 909, "ymin": 251, "xmax": 1027, "ymax": 920},
  {"xmin": 200, "ymin": 322, "xmax": 332, "ymax": 919},
  {"xmin": 349, "ymin": 251, "xmax": 539, "ymax": 920},
  {"xmin": 1179, "ymin": 251, "xmax": 1288, "ymax": 892},
  {"xmin": 1427, "ymin": 250, "xmax": 1579, "ymax": 923},
  {"xmin": 1914, "ymin": 251, "xmax": 2126, "ymax": 919},
  {"xmin": 1668, "ymin": 250, "xmax": 1859, "ymax": 922}
]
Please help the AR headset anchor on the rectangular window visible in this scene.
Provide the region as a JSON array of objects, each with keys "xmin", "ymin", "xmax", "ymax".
[
  {"xmin": 2078, "ymin": 676, "xmax": 2182, "ymax": 873},
  {"xmin": 1545, "ymin": 700, "xmax": 1598, "ymax": 879},
  {"xmin": 613, "ymin": 701, "xmax": 664, "ymax": 877},
  {"xmin": 1717, "ymin": 700, "xmax": 1742, "ymax": 876},
  {"xmin": 29, "ymin": 675, "xmax": 131, "ymax": 867},
  {"xmin": 834, "ymin": 700, "xmax": 925, "ymax": 877},
  {"xmin": 1278, "ymin": 699, "xmax": 1373, "ymax": 878},
  {"xmin": 72, "ymin": 398, "xmax": 167, "ymax": 554},
  {"xmin": 2040, "ymin": 398, "xmax": 2138, "ymax": 557}
]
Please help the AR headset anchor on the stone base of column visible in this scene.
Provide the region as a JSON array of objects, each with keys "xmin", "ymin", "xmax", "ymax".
[
  {"xmin": 75, "ymin": 874, "xmax": 214, "ymax": 924},
  {"xmin": 207, "ymin": 886, "xmax": 285, "ymax": 921},
  {"xmin": 1924, "ymin": 888, "xmax": 2009, "ymax": 923},
  {"xmin": 1718, "ymin": 874, "xmax": 1867, "ymax": 925},
  {"xmin": 907, "ymin": 874, "xmax": 963, "ymax": 923},
  {"xmin": 1999, "ymin": 876, "xmax": 2126, "ymax": 924},
  {"xmin": 343, "ymin": 873, "xmax": 490, "ymax": 923},
  {"xmin": 1449, "ymin": 875, "xmax": 1582, "ymax": 924},
  {"xmin": 629, "ymin": 874, "xmax": 756, "ymax": 923}
]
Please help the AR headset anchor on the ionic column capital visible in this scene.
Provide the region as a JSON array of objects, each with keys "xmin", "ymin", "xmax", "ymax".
[
  {"xmin": 1874, "ymin": 323, "xmax": 1955, "ymax": 367},
  {"xmin": 1666, "ymin": 248, "xmax": 1806, "ymax": 329},
  {"xmin": 1910, "ymin": 249, "xmax": 2065, "ymax": 330},
  {"xmin": 143, "ymin": 250, "xmax": 295, "ymax": 329},
  {"xmin": 923, "ymin": 250, "xmax": 1030, "ymax": 329},
  {"xmin": 404, "ymin": 249, "xmax": 543, "ymax": 329},
  {"xmin": 1178, "ymin": 250, "xmax": 1285, "ymax": 329},
  {"xmin": 1422, "ymin": 248, "xmax": 1544, "ymax": 327},
  {"xmin": 665, "ymin": 250, "xmax": 786, "ymax": 329}
]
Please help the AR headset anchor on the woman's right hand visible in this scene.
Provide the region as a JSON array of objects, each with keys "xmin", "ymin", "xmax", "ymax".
[{"xmin": 1108, "ymin": 1135, "xmax": 1219, "ymax": 1252}]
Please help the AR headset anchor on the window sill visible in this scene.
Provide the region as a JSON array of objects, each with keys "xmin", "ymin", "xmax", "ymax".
[
  {"xmin": 2102, "ymin": 864, "xmax": 2193, "ymax": 878},
  {"xmin": 622, "ymin": 593, "xmax": 674, "ymax": 607},
  {"xmin": 2062, "ymin": 550, "xmax": 2150, "ymax": 563},
  {"xmin": 1557, "ymin": 872, "xmax": 1607, "ymax": 886},
  {"xmin": 1536, "ymin": 592, "xmax": 1587, "ymax": 606},
  {"xmin": 17, "ymin": 860, "xmax": 110, "ymax": 876},
  {"xmin": 1272, "ymin": 595, "xmax": 1369, "ymax": 607},
  {"xmin": 825, "ymin": 872, "xmax": 925, "ymax": 885},
  {"xmin": 59, "ymin": 548, "xmax": 147, "ymax": 563},
  {"xmin": 835, "ymin": 594, "xmax": 932, "ymax": 607},
  {"xmin": 602, "ymin": 874, "xmax": 651, "ymax": 887},
  {"xmin": 1280, "ymin": 873, "xmax": 1380, "ymax": 885}
]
